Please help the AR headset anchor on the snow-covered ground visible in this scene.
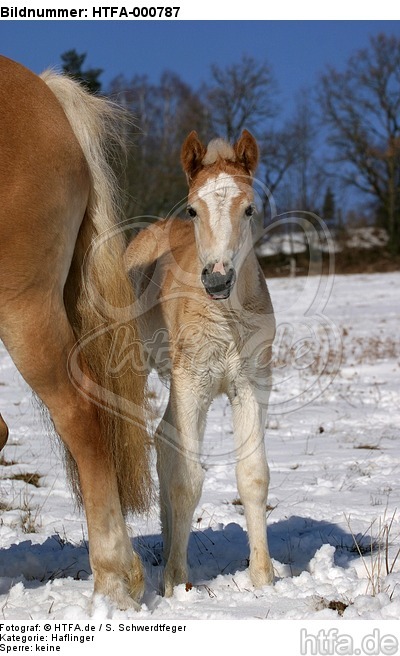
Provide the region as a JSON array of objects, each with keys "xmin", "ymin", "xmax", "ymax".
[
  {"xmin": 0, "ymin": 272, "xmax": 399, "ymax": 622},
  {"xmin": 256, "ymin": 225, "xmax": 389, "ymax": 257}
]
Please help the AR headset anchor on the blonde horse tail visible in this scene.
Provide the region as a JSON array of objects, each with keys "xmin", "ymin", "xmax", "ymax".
[{"xmin": 40, "ymin": 70, "xmax": 152, "ymax": 515}]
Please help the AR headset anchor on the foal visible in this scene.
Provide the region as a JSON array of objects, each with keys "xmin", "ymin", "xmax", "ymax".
[{"xmin": 126, "ymin": 130, "xmax": 275, "ymax": 596}]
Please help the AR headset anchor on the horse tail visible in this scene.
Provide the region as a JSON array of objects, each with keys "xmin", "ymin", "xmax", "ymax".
[{"xmin": 40, "ymin": 70, "xmax": 152, "ymax": 515}]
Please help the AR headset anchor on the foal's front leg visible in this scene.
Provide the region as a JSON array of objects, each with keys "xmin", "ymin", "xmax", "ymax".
[
  {"xmin": 156, "ymin": 376, "xmax": 207, "ymax": 597},
  {"xmin": 230, "ymin": 383, "xmax": 274, "ymax": 587}
]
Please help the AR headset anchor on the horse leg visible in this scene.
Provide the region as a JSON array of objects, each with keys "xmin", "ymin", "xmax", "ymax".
[
  {"xmin": 230, "ymin": 383, "xmax": 274, "ymax": 587},
  {"xmin": 0, "ymin": 296, "xmax": 143, "ymax": 609},
  {"xmin": 155, "ymin": 400, "xmax": 174, "ymax": 565},
  {"xmin": 155, "ymin": 377, "xmax": 207, "ymax": 597},
  {"xmin": 0, "ymin": 413, "xmax": 8, "ymax": 451}
]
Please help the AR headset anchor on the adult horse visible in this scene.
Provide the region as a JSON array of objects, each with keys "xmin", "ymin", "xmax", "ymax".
[
  {"xmin": 0, "ymin": 56, "xmax": 151, "ymax": 610},
  {"xmin": 125, "ymin": 130, "xmax": 276, "ymax": 596}
]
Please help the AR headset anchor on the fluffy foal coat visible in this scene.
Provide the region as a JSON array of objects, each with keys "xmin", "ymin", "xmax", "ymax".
[{"xmin": 126, "ymin": 130, "xmax": 276, "ymax": 596}]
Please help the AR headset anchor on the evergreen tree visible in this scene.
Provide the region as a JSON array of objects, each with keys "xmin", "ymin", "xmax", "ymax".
[
  {"xmin": 322, "ymin": 186, "xmax": 336, "ymax": 222},
  {"xmin": 61, "ymin": 49, "xmax": 103, "ymax": 94}
]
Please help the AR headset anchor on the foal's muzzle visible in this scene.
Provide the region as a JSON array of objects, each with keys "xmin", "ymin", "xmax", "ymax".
[{"xmin": 201, "ymin": 266, "xmax": 236, "ymax": 300}]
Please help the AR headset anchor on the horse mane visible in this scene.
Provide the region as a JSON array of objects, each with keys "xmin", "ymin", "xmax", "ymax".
[{"xmin": 202, "ymin": 138, "xmax": 235, "ymax": 166}]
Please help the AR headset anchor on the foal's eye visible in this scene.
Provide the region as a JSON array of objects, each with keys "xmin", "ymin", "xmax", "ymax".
[
  {"xmin": 245, "ymin": 204, "xmax": 255, "ymax": 217},
  {"xmin": 187, "ymin": 206, "xmax": 197, "ymax": 219}
]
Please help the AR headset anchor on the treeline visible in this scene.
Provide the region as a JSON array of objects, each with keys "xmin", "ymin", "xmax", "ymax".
[{"xmin": 61, "ymin": 34, "xmax": 400, "ymax": 255}]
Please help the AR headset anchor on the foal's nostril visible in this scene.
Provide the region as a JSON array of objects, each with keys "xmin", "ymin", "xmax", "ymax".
[
  {"xmin": 226, "ymin": 267, "xmax": 236, "ymax": 287},
  {"xmin": 201, "ymin": 265, "xmax": 236, "ymax": 299},
  {"xmin": 201, "ymin": 266, "xmax": 211, "ymax": 286}
]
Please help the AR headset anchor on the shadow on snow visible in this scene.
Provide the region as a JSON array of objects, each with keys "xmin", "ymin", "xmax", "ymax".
[{"xmin": 0, "ymin": 515, "xmax": 374, "ymax": 597}]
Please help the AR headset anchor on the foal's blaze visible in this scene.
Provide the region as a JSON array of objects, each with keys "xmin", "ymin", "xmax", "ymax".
[{"xmin": 181, "ymin": 130, "xmax": 259, "ymax": 300}]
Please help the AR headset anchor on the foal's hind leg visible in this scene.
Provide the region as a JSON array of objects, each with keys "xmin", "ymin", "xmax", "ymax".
[
  {"xmin": 230, "ymin": 383, "xmax": 274, "ymax": 587},
  {"xmin": 156, "ymin": 376, "xmax": 207, "ymax": 596},
  {"xmin": 155, "ymin": 401, "xmax": 174, "ymax": 564},
  {"xmin": 0, "ymin": 297, "xmax": 143, "ymax": 609}
]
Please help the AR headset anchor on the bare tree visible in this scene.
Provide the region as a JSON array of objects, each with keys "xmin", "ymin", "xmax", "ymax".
[
  {"xmin": 258, "ymin": 95, "xmax": 325, "ymax": 220},
  {"xmin": 204, "ymin": 54, "xmax": 278, "ymax": 141},
  {"xmin": 258, "ymin": 125, "xmax": 298, "ymax": 214},
  {"xmin": 109, "ymin": 72, "xmax": 211, "ymax": 219},
  {"xmin": 289, "ymin": 92, "xmax": 323, "ymax": 212},
  {"xmin": 318, "ymin": 33, "xmax": 400, "ymax": 252}
]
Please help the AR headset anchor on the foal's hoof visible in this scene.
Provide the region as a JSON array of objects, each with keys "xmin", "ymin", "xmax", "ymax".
[
  {"xmin": 250, "ymin": 560, "xmax": 275, "ymax": 588},
  {"xmin": 90, "ymin": 591, "xmax": 142, "ymax": 613},
  {"xmin": 164, "ymin": 563, "xmax": 188, "ymax": 598}
]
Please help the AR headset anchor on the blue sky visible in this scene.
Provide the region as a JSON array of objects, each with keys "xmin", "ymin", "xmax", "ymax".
[
  {"xmin": 1, "ymin": 19, "xmax": 399, "ymax": 213},
  {"xmin": 1, "ymin": 20, "xmax": 399, "ymax": 116}
]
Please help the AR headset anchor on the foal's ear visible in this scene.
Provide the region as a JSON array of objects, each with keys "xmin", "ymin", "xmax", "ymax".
[
  {"xmin": 234, "ymin": 129, "xmax": 259, "ymax": 176},
  {"xmin": 181, "ymin": 131, "xmax": 207, "ymax": 181}
]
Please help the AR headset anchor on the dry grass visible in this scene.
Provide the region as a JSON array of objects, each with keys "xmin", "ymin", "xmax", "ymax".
[
  {"xmin": 354, "ymin": 444, "xmax": 381, "ymax": 451},
  {"xmin": 315, "ymin": 597, "xmax": 350, "ymax": 616},
  {"xmin": 0, "ymin": 454, "xmax": 17, "ymax": 466},
  {"xmin": 346, "ymin": 335, "xmax": 399, "ymax": 365},
  {"xmin": 0, "ymin": 465, "xmax": 44, "ymax": 532},
  {"xmin": 17, "ymin": 492, "xmax": 42, "ymax": 534},
  {"xmin": 346, "ymin": 511, "xmax": 400, "ymax": 599},
  {"xmin": 271, "ymin": 323, "xmax": 399, "ymax": 381},
  {"xmin": 8, "ymin": 473, "xmax": 42, "ymax": 488},
  {"xmin": 271, "ymin": 325, "xmax": 342, "ymax": 378}
]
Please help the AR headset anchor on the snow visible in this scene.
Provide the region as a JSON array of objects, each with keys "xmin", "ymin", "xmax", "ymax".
[
  {"xmin": 256, "ymin": 226, "xmax": 389, "ymax": 257},
  {"xmin": 0, "ymin": 272, "xmax": 400, "ymax": 622}
]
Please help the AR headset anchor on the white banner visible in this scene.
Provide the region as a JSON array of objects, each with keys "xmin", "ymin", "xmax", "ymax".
[
  {"xmin": 0, "ymin": 1, "xmax": 399, "ymax": 20},
  {"xmin": 0, "ymin": 620, "xmax": 399, "ymax": 654}
]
